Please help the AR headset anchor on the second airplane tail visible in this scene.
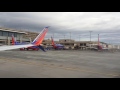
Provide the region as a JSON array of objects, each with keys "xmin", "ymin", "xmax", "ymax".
[
  {"xmin": 11, "ymin": 34, "xmax": 15, "ymax": 45},
  {"xmin": 51, "ymin": 36, "xmax": 57, "ymax": 49}
]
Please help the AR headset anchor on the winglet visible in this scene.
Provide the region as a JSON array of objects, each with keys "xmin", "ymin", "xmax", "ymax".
[
  {"xmin": 32, "ymin": 26, "xmax": 49, "ymax": 46},
  {"xmin": 45, "ymin": 26, "xmax": 50, "ymax": 28}
]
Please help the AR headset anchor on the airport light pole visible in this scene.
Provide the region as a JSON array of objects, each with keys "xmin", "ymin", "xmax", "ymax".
[
  {"xmin": 98, "ymin": 34, "xmax": 100, "ymax": 46},
  {"xmin": 69, "ymin": 32, "xmax": 71, "ymax": 49},
  {"xmin": 53, "ymin": 33, "xmax": 54, "ymax": 39},
  {"xmin": 79, "ymin": 35, "xmax": 81, "ymax": 41},
  {"xmin": 64, "ymin": 35, "xmax": 66, "ymax": 39},
  {"xmin": 89, "ymin": 31, "xmax": 92, "ymax": 50},
  {"xmin": 89, "ymin": 31, "xmax": 92, "ymax": 42},
  {"xmin": 70, "ymin": 32, "xmax": 71, "ymax": 40}
]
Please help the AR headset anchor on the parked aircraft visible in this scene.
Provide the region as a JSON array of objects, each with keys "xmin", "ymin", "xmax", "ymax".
[
  {"xmin": 11, "ymin": 34, "xmax": 46, "ymax": 51},
  {"xmin": 93, "ymin": 34, "xmax": 108, "ymax": 51},
  {"xmin": 51, "ymin": 36, "xmax": 64, "ymax": 50},
  {"xmin": 0, "ymin": 26, "xmax": 49, "ymax": 51}
]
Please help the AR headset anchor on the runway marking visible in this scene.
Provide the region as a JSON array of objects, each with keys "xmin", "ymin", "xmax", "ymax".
[{"xmin": 0, "ymin": 56, "xmax": 119, "ymax": 77}]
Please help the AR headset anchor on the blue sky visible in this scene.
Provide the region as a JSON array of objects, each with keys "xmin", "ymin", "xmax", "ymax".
[{"xmin": 0, "ymin": 12, "xmax": 120, "ymax": 44}]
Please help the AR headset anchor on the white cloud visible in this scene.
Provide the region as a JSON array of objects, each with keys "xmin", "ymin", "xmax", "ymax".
[{"xmin": 0, "ymin": 12, "xmax": 120, "ymax": 43}]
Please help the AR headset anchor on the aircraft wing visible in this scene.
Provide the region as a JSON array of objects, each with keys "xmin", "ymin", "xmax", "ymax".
[
  {"xmin": 0, "ymin": 44, "xmax": 34, "ymax": 51},
  {"xmin": 0, "ymin": 26, "xmax": 49, "ymax": 51}
]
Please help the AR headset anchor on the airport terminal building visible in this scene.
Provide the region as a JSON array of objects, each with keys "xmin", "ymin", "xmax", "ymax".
[
  {"xmin": 0, "ymin": 27, "xmax": 119, "ymax": 50},
  {"xmin": 42, "ymin": 39, "xmax": 108, "ymax": 50},
  {"xmin": 0, "ymin": 27, "xmax": 31, "ymax": 45}
]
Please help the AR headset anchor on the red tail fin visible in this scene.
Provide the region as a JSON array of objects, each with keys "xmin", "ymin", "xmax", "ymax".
[
  {"xmin": 98, "ymin": 34, "xmax": 100, "ymax": 46},
  {"xmin": 11, "ymin": 34, "xmax": 15, "ymax": 45},
  {"xmin": 32, "ymin": 26, "xmax": 49, "ymax": 46},
  {"xmin": 51, "ymin": 37, "xmax": 57, "ymax": 48}
]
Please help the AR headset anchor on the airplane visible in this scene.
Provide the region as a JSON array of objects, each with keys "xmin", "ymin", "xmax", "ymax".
[
  {"xmin": 11, "ymin": 34, "xmax": 46, "ymax": 51},
  {"xmin": 93, "ymin": 34, "xmax": 108, "ymax": 51},
  {"xmin": 51, "ymin": 36, "xmax": 64, "ymax": 50},
  {"xmin": 0, "ymin": 26, "xmax": 49, "ymax": 51},
  {"xmin": 93, "ymin": 44, "xmax": 109, "ymax": 51}
]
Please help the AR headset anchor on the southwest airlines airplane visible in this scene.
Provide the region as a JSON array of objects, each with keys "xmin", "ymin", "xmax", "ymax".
[
  {"xmin": 51, "ymin": 36, "xmax": 64, "ymax": 50},
  {"xmin": 0, "ymin": 26, "xmax": 49, "ymax": 51},
  {"xmin": 11, "ymin": 34, "xmax": 46, "ymax": 51}
]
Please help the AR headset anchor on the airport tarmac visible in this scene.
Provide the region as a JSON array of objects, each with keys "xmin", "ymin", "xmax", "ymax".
[{"xmin": 0, "ymin": 50, "xmax": 120, "ymax": 78}]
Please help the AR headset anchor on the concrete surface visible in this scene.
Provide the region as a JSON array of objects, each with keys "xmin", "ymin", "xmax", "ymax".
[{"xmin": 0, "ymin": 50, "xmax": 120, "ymax": 78}]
